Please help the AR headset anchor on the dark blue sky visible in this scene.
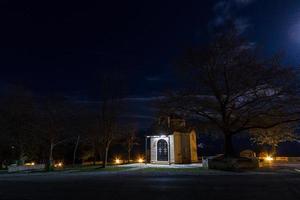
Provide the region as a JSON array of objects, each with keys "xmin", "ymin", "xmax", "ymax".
[
  {"xmin": 1, "ymin": 0, "xmax": 300, "ymax": 127},
  {"xmin": 0, "ymin": 0, "xmax": 213, "ymax": 97}
]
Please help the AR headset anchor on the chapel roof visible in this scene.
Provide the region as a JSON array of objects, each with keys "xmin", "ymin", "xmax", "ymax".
[{"xmin": 150, "ymin": 115, "xmax": 195, "ymax": 135}]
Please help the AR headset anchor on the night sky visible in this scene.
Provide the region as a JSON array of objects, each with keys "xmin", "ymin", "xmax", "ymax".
[{"xmin": 1, "ymin": 0, "xmax": 300, "ymax": 127}]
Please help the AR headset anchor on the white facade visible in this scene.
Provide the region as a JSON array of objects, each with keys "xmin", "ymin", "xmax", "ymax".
[
  {"xmin": 148, "ymin": 130, "xmax": 198, "ymax": 164},
  {"xmin": 150, "ymin": 135, "xmax": 175, "ymax": 164}
]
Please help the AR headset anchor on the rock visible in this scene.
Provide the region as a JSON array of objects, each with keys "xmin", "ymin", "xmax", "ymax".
[
  {"xmin": 208, "ymin": 155, "xmax": 259, "ymax": 171},
  {"xmin": 240, "ymin": 149, "xmax": 256, "ymax": 158},
  {"xmin": 202, "ymin": 158, "xmax": 209, "ymax": 169},
  {"xmin": 8, "ymin": 164, "xmax": 46, "ymax": 173},
  {"xmin": 258, "ymin": 152, "xmax": 268, "ymax": 158}
]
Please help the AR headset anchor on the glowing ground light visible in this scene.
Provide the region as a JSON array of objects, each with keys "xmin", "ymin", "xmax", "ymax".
[
  {"xmin": 54, "ymin": 162, "xmax": 63, "ymax": 168},
  {"xmin": 115, "ymin": 158, "xmax": 120, "ymax": 164},
  {"xmin": 25, "ymin": 162, "xmax": 35, "ymax": 166},
  {"xmin": 265, "ymin": 156, "xmax": 274, "ymax": 161},
  {"xmin": 138, "ymin": 158, "xmax": 144, "ymax": 163}
]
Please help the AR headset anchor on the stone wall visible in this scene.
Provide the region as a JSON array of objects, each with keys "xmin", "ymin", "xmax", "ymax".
[{"xmin": 8, "ymin": 164, "xmax": 45, "ymax": 173}]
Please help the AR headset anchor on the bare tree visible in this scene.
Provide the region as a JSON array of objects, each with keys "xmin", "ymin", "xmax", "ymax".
[
  {"xmin": 89, "ymin": 123, "xmax": 100, "ymax": 166},
  {"xmin": 251, "ymin": 124, "xmax": 298, "ymax": 157},
  {"xmin": 122, "ymin": 124, "xmax": 139, "ymax": 163},
  {"xmin": 97, "ymin": 74, "xmax": 123, "ymax": 168},
  {"xmin": 162, "ymin": 29, "xmax": 300, "ymax": 157},
  {"xmin": 71, "ymin": 107, "xmax": 95, "ymax": 166},
  {"xmin": 72, "ymin": 135, "xmax": 80, "ymax": 166},
  {"xmin": 38, "ymin": 96, "xmax": 73, "ymax": 170}
]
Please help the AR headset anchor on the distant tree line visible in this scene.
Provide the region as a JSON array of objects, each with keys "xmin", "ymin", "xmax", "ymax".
[{"xmin": 0, "ymin": 78, "xmax": 139, "ymax": 170}]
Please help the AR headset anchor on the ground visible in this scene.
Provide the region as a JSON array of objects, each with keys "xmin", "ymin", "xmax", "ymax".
[{"xmin": 0, "ymin": 163, "xmax": 300, "ymax": 200}]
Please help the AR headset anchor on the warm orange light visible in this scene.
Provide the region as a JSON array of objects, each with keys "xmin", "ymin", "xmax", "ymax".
[
  {"xmin": 25, "ymin": 162, "xmax": 35, "ymax": 166},
  {"xmin": 265, "ymin": 156, "xmax": 274, "ymax": 161},
  {"xmin": 138, "ymin": 158, "xmax": 144, "ymax": 163},
  {"xmin": 115, "ymin": 158, "xmax": 120, "ymax": 164},
  {"xmin": 54, "ymin": 162, "xmax": 63, "ymax": 168}
]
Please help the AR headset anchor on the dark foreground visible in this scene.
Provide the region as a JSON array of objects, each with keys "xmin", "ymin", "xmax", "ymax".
[{"xmin": 0, "ymin": 170, "xmax": 300, "ymax": 200}]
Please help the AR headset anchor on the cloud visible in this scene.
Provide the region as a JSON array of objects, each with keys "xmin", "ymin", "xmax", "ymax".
[
  {"xmin": 213, "ymin": 1, "xmax": 231, "ymax": 13},
  {"xmin": 145, "ymin": 76, "xmax": 161, "ymax": 81},
  {"xmin": 239, "ymin": 42, "xmax": 256, "ymax": 50},
  {"xmin": 122, "ymin": 96, "xmax": 164, "ymax": 102},
  {"xmin": 289, "ymin": 22, "xmax": 300, "ymax": 44},
  {"xmin": 73, "ymin": 96, "xmax": 165, "ymax": 104},
  {"xmin": 234, "ymin": 0, "xmax": 255, "ymax": 6},
  {"xmin": 212, "ymin": 0, "xmax": 255, "ymax": 33},
  {"xmin": 213, "ymin": 1, "xmax": 232, "ymax": 26},
  {"xmin": 120, "ymin": 114, "xmax": 155, "ymax": 120},
  {"xmin": 234, "ymin": 18, "xmax": 250, "ymax": 34}
]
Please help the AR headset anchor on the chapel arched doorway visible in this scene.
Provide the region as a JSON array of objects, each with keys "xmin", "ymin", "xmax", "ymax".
[{"xmin": 157, "ymin": 139, "xmax": 168, "ymax": 161}]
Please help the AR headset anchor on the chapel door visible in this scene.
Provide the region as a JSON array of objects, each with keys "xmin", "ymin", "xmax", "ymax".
[{"xmin": 157, "ymin": 139, "xmax": 168, "ymax": 161}]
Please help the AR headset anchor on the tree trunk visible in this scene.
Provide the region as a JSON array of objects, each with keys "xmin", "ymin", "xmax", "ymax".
[
  {"xmin": 48, "ymin": 142, "xmax": 54, "ymax": 171},
  {"xmin": 102, "ymin": 147, "xmax": 109, "ymax": 168},
  {"xmin": 271, "ymin": 144, "xmax": 277, "ymax": 159},
  {"xmin": 0, "ymin": 160, "xmax": 3, "ymax": 169},
  {"xmin": 224, "ymin": 134, "xmax": 235, "ymax": 157},
  {"xmin": 92, "ymin": 142, "xmax": 97, "ymax": 166},
  {"xmin": 93, "ymin": 154, "xmax": 96, "ymax": 166},
  {"xmin": 19, "ymin": 145, "xmax": 25, "ymax": 166},
  {"xmin": 72, "ymin": 135, "xmax": 80, "ymax": 166},
  {"xmin": 127, "ymin": 149, "xmax": 131, "ymax": 164}
]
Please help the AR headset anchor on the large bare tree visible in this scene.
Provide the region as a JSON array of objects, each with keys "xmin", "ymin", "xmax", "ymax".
[
  {"xmin": 38, "ymin": 96, "xmax": 74, "ymax": 170},
  {"xmin": 97, "ymin": 74, "xmax": 123, "ymax": 168},
  {"xmin": 162, "ymin": 29, "xmax": 300, "ymax": 157}
]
